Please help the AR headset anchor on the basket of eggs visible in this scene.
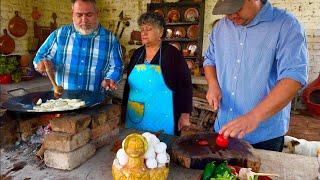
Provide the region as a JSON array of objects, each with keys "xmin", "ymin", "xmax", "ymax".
[{"xmin": 112, "ymin": 132, "xmax": 170, "ymax": 180}]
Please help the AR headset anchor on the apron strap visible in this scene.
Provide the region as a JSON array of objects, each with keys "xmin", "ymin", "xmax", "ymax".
[{"xmin": 135, "ymin": 44, "xmax": 162, "ymax": 66}]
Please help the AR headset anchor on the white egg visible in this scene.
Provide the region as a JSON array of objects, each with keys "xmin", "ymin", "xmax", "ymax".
[
  {"xmin": 116, "ymin": 148, "xmax": 128, "ymax": 160},
  {"xmin": 154, "ymin": 142, "xmax": 167, "ymax": 154},
  {"xmin": 149, "ymin": 134, "xmax": 160, "ymax": 147},
  {"xmin": 146, "ymin": 158, "xmax": 157, "ymax": 169},
  {"xmin": 113, "ymin": 158, "xmax": 123, "ymax": 169},
  {"xmin": 144, "ymin": 146, "xmax": 156, "ymax": 159},
  {"xmin": 118, "ymin": 155, "xmax": 128, "ymax": 166},
  {"xmin": 166, "ymin": 153, "xmax": 170, "ymax": 163},
  {"xmin": 142, "ymin": 132, "xmax": 152, "ymax": 139},
  {"xmin": 157, "ymin": 163, "xmax": 166, "ymax": 168},
  {"xmin": 156, "ymin": 153, "xmax": 167, "ymax": 164}
]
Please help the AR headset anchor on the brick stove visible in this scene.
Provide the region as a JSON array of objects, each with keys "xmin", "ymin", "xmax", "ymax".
[{"xmin": 0, "ymin": 104, "xmax": 121, "ymax": 170}]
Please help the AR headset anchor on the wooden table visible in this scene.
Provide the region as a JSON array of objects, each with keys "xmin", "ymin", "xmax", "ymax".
[{"xmin": 1, "ymin": 129, "xmax": 318, "ymax": 180}]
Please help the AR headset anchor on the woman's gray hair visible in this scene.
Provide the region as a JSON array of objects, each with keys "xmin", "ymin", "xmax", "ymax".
[{"xmin": 138, "ymin": 12, "xmax": 165, "ymax": 30}]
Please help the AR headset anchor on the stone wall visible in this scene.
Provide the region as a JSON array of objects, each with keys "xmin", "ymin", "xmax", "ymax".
[
  {"xmin": 0, "ymin": 0, "xmax": 319, "ymax": 81},
  {"xmin": 0, "ymin": 0, "xmax": 72, "ymax": 55}
]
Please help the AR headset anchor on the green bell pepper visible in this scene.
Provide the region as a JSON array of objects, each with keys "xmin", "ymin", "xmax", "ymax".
[{"xmin": 202, "ymin": 162, "xmax": 216, "ymax": 180}]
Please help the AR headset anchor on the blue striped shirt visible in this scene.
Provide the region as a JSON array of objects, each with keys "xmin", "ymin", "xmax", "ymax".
[
  {"xmin": 203, "ymin": 1, "xmax": 308, "ymax": 144},
  {"xmin": 34, "ymin": 24, "xmax": 123, "ymax": 92}
]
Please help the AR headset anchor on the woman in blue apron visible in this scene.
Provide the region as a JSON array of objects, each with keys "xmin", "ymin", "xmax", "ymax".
[{"xmin": 123, "ymin": 12, "xmax": 193, "ymax": 135}]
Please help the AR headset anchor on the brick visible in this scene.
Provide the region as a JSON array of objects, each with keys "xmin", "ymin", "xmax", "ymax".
[
  {"xmin": 0, "ymin": 120, "xmax": 19, "ymax": 146},
  {"xmin": 90, "ymin": 128, "xmax": 119, "ymax": 149},
  {"xmin": 18, "ymin": 115, "xmax": 52, "ymax": 133},
  {"xmin": 44, "ymin": 143, "xmax": 96, "ymax": 170},
  {"xmin": 86, "ymin": 104, "xmax": 121, "ymax": 128},
  {"xmin": 90, "ymin": 117, "xmax": 120, "ymax": 140},
  {"xmin": 44, "ymin": 128, "xmax": 90, "ymax": 152},
  {"xmin": 50, "ymin": 114, "xmax": 91, "ymax": 134}
]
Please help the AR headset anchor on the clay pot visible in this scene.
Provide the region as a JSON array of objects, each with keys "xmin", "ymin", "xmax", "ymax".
[
  {"xmin": 0, "ymin": 74, "xmax": 12, "ymax": 84},
  {"xmin": 302, "ymin": 73, "xmax": 320, "ymax": 117},
  {"xmin": 20, "ymin": 54, "xmax": 31, "ymax": 67},
  {"xmin": 186, "ymin": 60, "xmax": 194, "ymax": 70},
  {"xmin": 32, "ymin": 7, "xmax": 41, "ymax": 21},
  {"xmin": 182, "ymin": 49, "xmax": 190, "ymax": 57}
]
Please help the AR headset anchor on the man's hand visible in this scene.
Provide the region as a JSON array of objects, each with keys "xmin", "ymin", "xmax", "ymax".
[
  {"xmin": 206, "ymin": 84, "xmax": 222, "ymax": 111},
  {"xmin": 178, "ymin": 113, "xmax": 191, "ymax": 131},
  {"xmin": 101, "ymin": 79, "xmax": 117, "ymax": 90},
  {"xmin": 220, "ymin": 113, "xmax": 260, "ymax": 139},
  {"xmin": 36, "ymin": 60, "xmax": 54, "ymax": 75}
]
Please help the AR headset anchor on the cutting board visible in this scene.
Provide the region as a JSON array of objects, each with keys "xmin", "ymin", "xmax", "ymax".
[{"xmin": 171, "ymin": 132, "xmax": 261, "ymax": 172}]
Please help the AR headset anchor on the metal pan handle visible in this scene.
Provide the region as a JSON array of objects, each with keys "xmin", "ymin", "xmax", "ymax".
[{"xmin": 7, "ymin": 88, "xmax": 30, "ymax": 97}]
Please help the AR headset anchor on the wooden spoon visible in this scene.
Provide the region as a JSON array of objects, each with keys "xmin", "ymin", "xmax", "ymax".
[{"xmin": 45, "ymin": 67, "xmax": 63, "ymax": 95}]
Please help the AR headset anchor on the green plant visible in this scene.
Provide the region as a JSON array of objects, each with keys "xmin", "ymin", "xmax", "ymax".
[{"xmin": 0, "ymin": 56, "xmax": 21, "ymax": 82}]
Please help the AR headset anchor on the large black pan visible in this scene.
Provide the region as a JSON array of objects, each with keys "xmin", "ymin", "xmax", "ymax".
[{"xmin": 1, "ymin": 89, "xmax": 107, "ymax": 113}]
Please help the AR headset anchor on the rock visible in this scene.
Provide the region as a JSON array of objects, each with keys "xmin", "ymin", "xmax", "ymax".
[
  {"xmin": 44, "ymin": 129, "xmax": 90, "ymax": 152},
  {"xmin": 44, "ymin": 143, "xmax": 96, "ymax": 170}
]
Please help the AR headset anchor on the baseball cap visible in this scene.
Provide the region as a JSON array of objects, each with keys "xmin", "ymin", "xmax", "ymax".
[{"xmin": 212, "ymin": 0, "xmax": 244, "ymax": 15}]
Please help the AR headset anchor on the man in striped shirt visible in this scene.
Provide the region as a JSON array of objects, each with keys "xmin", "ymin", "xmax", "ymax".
[
  {"xmin": 33, "ymin": 0, "xmax": 123, "ymax": 92},
  {"xmin": 204, "ymin": 0, "xmax": 308, "ymax": 151}
]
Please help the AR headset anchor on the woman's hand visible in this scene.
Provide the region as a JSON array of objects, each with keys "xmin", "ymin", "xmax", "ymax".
[{"xmin": 178, "ymin": 113, "xmax": 191, "ymax": 131}]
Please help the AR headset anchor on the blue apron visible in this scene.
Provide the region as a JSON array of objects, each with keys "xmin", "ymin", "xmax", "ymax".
[{"xmin": 125, "ymin": 48, "xmax": 174, "ymax": 135}]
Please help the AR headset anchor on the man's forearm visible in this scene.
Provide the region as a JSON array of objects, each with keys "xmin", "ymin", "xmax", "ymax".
[
  {"xmin": 204, "ymin": 65, "xmax": 219, "ymax": 88},
  {"xmin": 248, "ymin": 78, "xmax": 302, "ymax": 123}
]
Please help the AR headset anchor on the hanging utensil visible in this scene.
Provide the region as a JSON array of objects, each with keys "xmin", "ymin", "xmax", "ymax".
[
  {"xmin": 0, "ymin": 29, "xmax": 15, "ymax": 55},
  {"xmin": 8, "ymin": 11, "xmax": 28, "ymax": 37},
  {"xmin": 119, "ymin": 21, "xmax": 130, "ymax": 39},
  {"xmin": 115, "ymin": 11, "xmax": 123, "ymax": 36}
]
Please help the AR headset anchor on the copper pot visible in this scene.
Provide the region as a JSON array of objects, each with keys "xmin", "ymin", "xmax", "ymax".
[
  {"xmin": 8, "ymin": 11, "xmax": 28, "ymax": 37},
  {"xmin": 0, "ymin": 29, "xmax": 15, "ymax": 55},
  {"xmin": 302, "ymin": 73, "xmax": 320, "ymax": 117}
]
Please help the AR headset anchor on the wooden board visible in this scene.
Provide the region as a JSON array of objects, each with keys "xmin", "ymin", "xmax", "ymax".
[{"xmin": 171, "ymin": 132, "xmax": 261, "ymax": 171}]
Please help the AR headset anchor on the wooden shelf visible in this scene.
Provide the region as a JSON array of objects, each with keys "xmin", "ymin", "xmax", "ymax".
[
  {"xmin": 148, "ymin": 0, "xmax": 205, "ymax": 76},
  {"xmin": 166, "ymin": 22, "xmax": 199, "ymax": 26},
  {"xmin": 191, "ymin": 76, "xmax": 207, "ymax": 85},
  {"xmin": 184, "ymin": 56, "xmax": 198, "ymax": 59},
  {"xmin": 163, "ymin": 38, "xmax": 197, "ymax": 42}
]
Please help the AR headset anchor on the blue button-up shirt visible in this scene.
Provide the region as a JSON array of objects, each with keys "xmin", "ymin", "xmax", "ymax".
[
  {"xmin": 34, "ymin": 24, "xmax": 123, "ymax": 92},
  {"xmin": 203, "ymin": 1, "xmax": 308, "ymax": 144}
]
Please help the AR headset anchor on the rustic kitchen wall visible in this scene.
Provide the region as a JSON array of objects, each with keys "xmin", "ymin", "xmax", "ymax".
[
  {"xmin": 0, "ymin": 0, "xmax": 319, "ymax": 81},
  {"xmin": 0, "ymin": 0, "xmax": 72, "ymax": 55},
  {"xmin": 203, "ymin": 0, "xmax": 320, "ymax": 82},
  {"xmin": 96, "ymin": 0, "xmax": 151, "ymax": 64}
]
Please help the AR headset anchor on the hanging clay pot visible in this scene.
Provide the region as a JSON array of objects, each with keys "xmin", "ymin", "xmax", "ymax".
[
  {"xmin": 0, "ymin": 29, "xmax": 15, "ymax": 55},
  {"xmin": 32, "ymin": 7, "xmax": 41, "ymax": 21},
  {"xmin": 8, "ymin": 11, "xmax": 28, "ymax": 37}
]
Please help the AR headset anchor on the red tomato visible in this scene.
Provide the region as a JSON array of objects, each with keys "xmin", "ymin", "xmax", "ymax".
[
  {"xmin": 198, "ymin": 140, "xmax": 208, "ymax": 146},
  {"xmin": 0, "ymin": 74, "xmax": 12, "ymax": 84},
  {"xmin": 216, "ymin": 134, "xmax": 229, "ymax": 148}
]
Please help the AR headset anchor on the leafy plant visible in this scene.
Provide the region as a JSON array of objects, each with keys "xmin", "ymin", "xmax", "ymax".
[{"xmin": 0, "ymin": 56, "xmax": 21, "ymax": 82}]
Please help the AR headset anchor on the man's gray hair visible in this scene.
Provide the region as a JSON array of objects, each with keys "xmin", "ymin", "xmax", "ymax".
[
  {"xmin": 71, "ymin": 0, "xmax": 97, "ymax": 11},
  {"xmin": 71, "ymin": 0, "xmax": 96, "ymax": 4},
  {"xmin": 138, "ymin": 12, "xmax": 166, "ymax": 30}
]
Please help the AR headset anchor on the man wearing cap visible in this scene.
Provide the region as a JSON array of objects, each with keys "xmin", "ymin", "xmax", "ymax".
[{"xmin": 203, "ymin": 0, "xmax": 308, "ymax": 151}]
